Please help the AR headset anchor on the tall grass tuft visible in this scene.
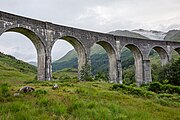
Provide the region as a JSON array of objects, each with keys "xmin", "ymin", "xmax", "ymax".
[{"xmin": 0, "ymin": 83, "xmax": 10, "ymax": 97}]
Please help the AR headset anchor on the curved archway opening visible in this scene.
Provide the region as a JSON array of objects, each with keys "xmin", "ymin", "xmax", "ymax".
[
  {"xmin": 90, "ymin": 43, "xmax": 108, "ymax": 81},
  {"xmin": 171, "ymin": 48, "xmax": 180, "ymax": 62},
  {"xmin": 51, "ymin": 36, "xmax": 86, "ymax": 80},
  {"xmin": 120, "ymin": 44, "xmax": 143, "ymax": 85},
  {"xmin": 0, "ymin": 31, "xmax": 40, "ymax": 83},
  {"xmin": 148, "ymin": 49, "xmax": 161, "ymax": 82},
  {"xmin": 0, "ymin": 32, "xmax": 37, "ymax": 62},
  {"xmin": 120, "ymin": 47, "xmax": 135, "ymax": 85},
  {"xmin": 148, "ymin": 46, "xmax": 169, "ymax": 82},
  {"xmin": 174, "ymin": 48, "xmax": 180, "ymax": 55},
  {"xmin": 90, "ymin": 41, "xmax": 117, "ymax": 82},
  {"xmin": 150, "ymin": 47, "xmax": 169, "ymax": 66},
  {"xmin": 5, "ymin": 27, "xmax": 46, "ymax": 81}
]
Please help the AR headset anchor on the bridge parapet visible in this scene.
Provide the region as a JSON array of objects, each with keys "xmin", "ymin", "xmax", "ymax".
[{"xmin": 0, "ymin": 11, "xmax": 46, "ymax": 28}]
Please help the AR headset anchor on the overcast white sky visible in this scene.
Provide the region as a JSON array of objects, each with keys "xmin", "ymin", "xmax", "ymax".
[{"xmin": 0, "ymin": 0, "xmax": 180, "ymax": 62}]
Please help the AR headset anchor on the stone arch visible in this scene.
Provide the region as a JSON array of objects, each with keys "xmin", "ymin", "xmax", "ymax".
[
  {"xmin": 93, "ymin": 40, "xmax": 117, "ymax": 83},
  {"xmin": 121, "ymin": 44, "xmax": 143, "ymax": 85},
  {"xmin": 51, "ymin": 36, "xmax": 87, "ymax": 78},
  {"xmin": 148, "ymin": 46, "xmax": 169, "ymax": 66},
  {"xmin": 0, "ymin": 26, "xmax": 46, "ymax": 80}
]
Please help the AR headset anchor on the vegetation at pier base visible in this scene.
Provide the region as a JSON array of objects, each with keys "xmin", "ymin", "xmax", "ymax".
[{"xmin": 158, "ymin": 58, "xmax": 180, "ymax": 86}]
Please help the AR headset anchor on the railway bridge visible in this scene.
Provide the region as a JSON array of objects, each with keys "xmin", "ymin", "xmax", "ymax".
[{"xmin": 0, "ymin": 11, "xmax": 180, "ymax": 85}]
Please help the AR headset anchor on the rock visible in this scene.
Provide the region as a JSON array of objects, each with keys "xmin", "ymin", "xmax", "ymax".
[
  {"xmin": 52, "ymin": 83, "xmax": 59, "ymax": 90},
  {"xmin": 13, "ymin": 93, "xmax": 20, "ymax": 97},
  {"xmin": 19, "ymin": 86, "xmax": 35, "ymax": 93}
]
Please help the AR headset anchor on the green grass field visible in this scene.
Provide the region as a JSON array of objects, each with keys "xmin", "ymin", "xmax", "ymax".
[{"xmin": 0, "ymin": 78, "xmax": 179, "ymax": 120}]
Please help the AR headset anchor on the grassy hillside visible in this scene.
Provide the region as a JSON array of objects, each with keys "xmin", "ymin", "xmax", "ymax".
[
  {"xmin": 54, "ymin": 50, "xmax": 78, "ymax": 64},
  {"xmin": 53, "ymin": 68, "xmax": 78, "ymax": 80},
  {"xmin": 0, "ymin": 52, "xmax": 36, "ymax": 84},
  {"xmin": 0, "ymin": 79, "xmax": 179, "ymax": 119},
  {"xmin": 52, "ymin": 44, "xmax": 107, "ymax": 72},
  {"xmin": 164, "ymin": 30, "xmax": 180, "ymax": 41},
  {"xmin": 52, "ymin": 46, "xmax": 134, "ymax": 73},
  {"xmin": 54, "ymin": 44, "xmax": 106, "ymax": 64}
]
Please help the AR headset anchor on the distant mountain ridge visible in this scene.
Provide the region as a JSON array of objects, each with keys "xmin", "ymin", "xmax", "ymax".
[
  {"xmin": 52, "ymin": 29, "xmax": 180, "ymax": 73},
  {"xmin": 164, "ymin": 30, "xmax": 180, "ymax": 41},
  {"xmin": 132, "ymin": 29, "xmax": 166, "ymax": 40},
  {"xmin": 109, "ymin": 30, "xmax": 149, "ymax": 39}
]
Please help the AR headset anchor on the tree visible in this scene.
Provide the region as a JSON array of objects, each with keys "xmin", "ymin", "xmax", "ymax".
[{"xmin": 159, "ymin": 58, "xmax": 180, "ymax": 86}]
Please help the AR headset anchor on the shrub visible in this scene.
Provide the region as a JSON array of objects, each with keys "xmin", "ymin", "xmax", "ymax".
[
  {"xmin": 52, "ymin": 76, "xmax": 58, "ymax": 80},
  {"xmin": 0, "ymin": 96, "xmax": 6, "ymax": 102},
  {"xmin": 122, "ymin": 66, "xmax": 136, "ymax": 84},
  {"xmin": 0, "ymin": 83, "xmax": 10, "ymax": 97},
  {"xmin": 34, "ymin": 75, "xmax": 37, "ymax": 80},
  {"xmin": 148, "ymin": 82, "xmax": 162, "ymax": 93},
  {"xmin": 111, "ymin": 84, "xmax": 156, "ymax": 98},
  {"xmin": 158, "ymin": 93, "xmax": 180, "ymax": 102},
  {"xmin": 24, "ymin": 80, "xmax": 38, "ymax": 84},
  {"xmin": 94, "ymin": 71, "xmax": 109, "ymax": 81},
  {"xmin": 111, "ymin": 84, "xmax": 126, "ymax": 90},
  {"xmin": 161, "ymin": 84, "xmax": 180, "ymax": 94},
  {"xmin": 60, "ymin": 75, "xmax": 71, "ymax": 80},
  {"xmin": 144, "ymin": 91, "xmax": 156, "ymax": 98},
  {"xmin": 158, "ymin": 93, "xmax": 173, "ymax": 98},
  {"xmin": 148, "ymin": 82, "xmax": 180, "ymax": 94},
  {"xmin": 34, "ymin": 89, "xmax": 47, "ymax": 97},
  {"xmin": 130, "ymin": 83, "xmax": 137, "ymax": 87}
]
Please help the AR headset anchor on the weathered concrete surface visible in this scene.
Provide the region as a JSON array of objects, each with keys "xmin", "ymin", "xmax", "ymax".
[{"xmin": 0, "ymin": 11, "xmax": 180, "ymax": 85}]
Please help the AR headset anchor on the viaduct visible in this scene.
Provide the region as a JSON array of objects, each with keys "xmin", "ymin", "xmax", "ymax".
[{"xmin": 0, "ymin": 11, "xmax": 180, "ymax": 85}]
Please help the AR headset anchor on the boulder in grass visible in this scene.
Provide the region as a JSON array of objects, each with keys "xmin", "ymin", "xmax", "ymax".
[
  {"xmin": 52, "ymin": 83, "xmax": 59, "ymax": 90},
  {"xmin": 19, "ymin": 86, "xmax": 35, "ymax": 93},
  {"xmin": 13, "ymin": 93, "xmax": 20, "ymax": 97}
]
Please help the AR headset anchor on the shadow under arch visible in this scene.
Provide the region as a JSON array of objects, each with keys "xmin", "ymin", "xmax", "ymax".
[
  {"xmin": 51, "ymin": 36, "xmax": 87, "ymax": 79},
  {"xmin": 170, "ymin": 47, "xmax": 180, "ymax": 61},
  {"xmin": 174, "ymin": 47, "xmax": 180, "ymax": 55},
  {"xmin": 94, "ymin": 40, "xmax": 117, "ymax": 82},
  {"xmin": 0, "ymin": 27, "xmax": 46, "ymax": 80},
  {"xmin": 148, "ymin": 46, "xmax": 169, "ymax": 66},
  {"xmin": 121, "ymin": 44, "xmax": 143, "ymax": 85}
]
